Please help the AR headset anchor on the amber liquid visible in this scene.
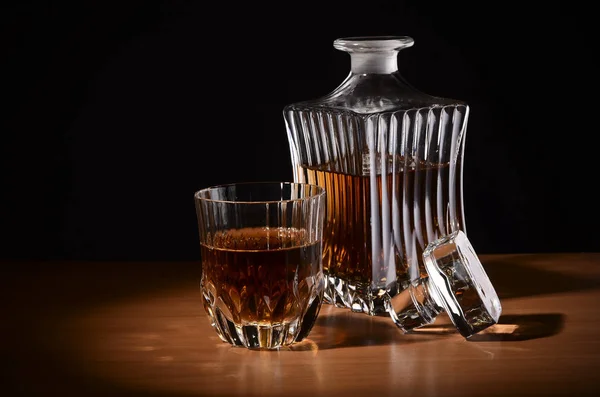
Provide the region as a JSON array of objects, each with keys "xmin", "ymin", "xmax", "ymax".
[
  {"xmin": 300, "ymin": 162, "xmax": 463, "ymax": 298},
  {"xmin": 200, "ymin": 227, "xmax": 322, "ymax": 326}
]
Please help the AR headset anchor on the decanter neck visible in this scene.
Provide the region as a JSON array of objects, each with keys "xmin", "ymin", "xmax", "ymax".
[
  {"xmin": 334, "ymin": 36, "xmax": 414, "ymax": 75},
  {"xmin": 350, "ymin": 52, "xmax": 398, "ymax": 74},
  {"xmin": 387, "ymin": 279, "xmax": 443, "ymax": 332}
]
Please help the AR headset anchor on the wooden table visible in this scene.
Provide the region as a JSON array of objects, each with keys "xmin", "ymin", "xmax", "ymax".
[{"xmin": 2, "ymin": 253, "xmax": 600, "ymax": 396}]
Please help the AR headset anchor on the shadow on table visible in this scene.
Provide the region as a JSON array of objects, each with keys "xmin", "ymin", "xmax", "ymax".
[
  {"xmin": 303, "ymin": 311, "xmax": 565, "ymax": 351},
  {"xmin": 296, "ymin": 305, "xmax": 447, "ymax": 350},
  {"xmin": 303, "ymin": 293, "xmax": 568, "ymax": 350},
  {"xmin": 481, "ymin": 254, "xmax": 600, "ymax": 300},
  {"xmin": 413, "ymin": 313, "xmax": 565, "ymax": 342},
  {"xmin": 469, "ymin": 313, "xmax": 565, "ymax": 341}
]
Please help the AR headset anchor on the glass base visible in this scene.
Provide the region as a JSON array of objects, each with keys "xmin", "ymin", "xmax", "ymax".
[
  {"xmin": 322, "ymin": 275, "xmax": 398, "ymax": 316},
  {"xmin": 203, "ymin": 296, "xmax": 323, "ymax": 350}
]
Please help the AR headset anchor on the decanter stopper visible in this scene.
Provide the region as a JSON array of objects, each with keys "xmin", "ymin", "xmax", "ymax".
[{"xmin": 386, "ymin": 230, "xmax": 502, "ymax": 338}]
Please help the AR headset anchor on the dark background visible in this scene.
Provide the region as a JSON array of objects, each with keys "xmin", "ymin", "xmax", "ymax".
[{"xmin": 1, "ymin": 1, "xmax": 597, "ymax": 262}]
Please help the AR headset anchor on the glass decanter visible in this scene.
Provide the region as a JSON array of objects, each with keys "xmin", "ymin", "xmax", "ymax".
[{"xmin": 283, "ymin": 36, "xmax": 470, "ymax": 316}]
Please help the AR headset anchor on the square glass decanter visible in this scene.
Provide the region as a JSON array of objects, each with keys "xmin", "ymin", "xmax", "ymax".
[{"xmin": 284, "ymin": 36, "xmax": 469, "ymax": 315}]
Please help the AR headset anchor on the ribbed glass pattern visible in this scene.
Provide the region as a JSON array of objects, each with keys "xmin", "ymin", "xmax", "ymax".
[{"xmin": 284, "ymin": 104, "xmax": 469, "ymax": 315}]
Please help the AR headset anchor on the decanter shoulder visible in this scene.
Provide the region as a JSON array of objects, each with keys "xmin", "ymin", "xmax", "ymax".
[{"xmin": 285, "ymin": 72, "xmax": 467, "ymax": 116}]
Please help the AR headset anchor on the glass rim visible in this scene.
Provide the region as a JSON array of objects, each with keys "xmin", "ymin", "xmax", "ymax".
[{"xmin": 194, "ymin": 181, "xmax": 326, "ymax": 205}]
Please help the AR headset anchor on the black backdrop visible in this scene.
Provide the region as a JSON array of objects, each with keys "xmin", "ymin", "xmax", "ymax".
[{"xmin": 2, "ymin": 1, "xmax": 597, "ymax": 261}]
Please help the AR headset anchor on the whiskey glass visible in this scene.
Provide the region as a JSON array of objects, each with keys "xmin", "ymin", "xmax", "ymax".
[{"xmin": 194, "ymin": 182, "xmax": 326, "ymax": 349}]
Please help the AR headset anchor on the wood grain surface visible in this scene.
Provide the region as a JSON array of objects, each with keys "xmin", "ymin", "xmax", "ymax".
[{"xmin": 2, "ymin": 253, "xmax": 600, "ymax": 396}]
